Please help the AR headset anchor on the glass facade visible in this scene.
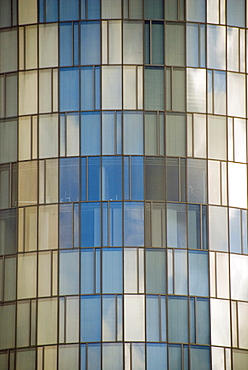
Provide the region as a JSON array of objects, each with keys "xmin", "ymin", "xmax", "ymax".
[{"xmin": 0, "ymin": 0, "xmax": 248, "ymax": 369}]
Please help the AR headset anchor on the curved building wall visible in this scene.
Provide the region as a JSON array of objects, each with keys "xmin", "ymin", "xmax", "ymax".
[{"xmin": 0, "ymin": 0, "xmax": 248, "ymax": 369}]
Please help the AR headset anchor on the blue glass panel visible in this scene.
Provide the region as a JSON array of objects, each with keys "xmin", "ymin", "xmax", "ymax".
[
  {"xmin": 202, "ymin": 205, "xmax": 208, "ymax": 249},
  {"xmin": 103, "ymin": 202, "xmax": 122, "ymax": 247},
  {"xmin": 196, "ymin": 298, "xmax": 210, "ymax": 344},
  {"xmin": 60, "ymin": 24, "xmax": 73, "ymax": 67},
  {"xmin": 60, "ymin": 68, "xmax": 79, "ymax": 111},
  {"xmin": 102, "ymin": 157, "xmax": 122, "ymax": 201},
  {"xmin": 189, "ymin": 251, "xmax": 209, "ymax": 296},
  {"xmin": 81, "ymin": 249, "xmax": 95, "ymax": 294},
  {"xmin": 81, "ymin": 157, "xmax": 86, "ymax": 201},
  {"xmin": 81, "ymin": 203, "xmax": 101, "ymax": 247},
  {"xmin": 161, "ymin": 296, "xmax": 166, "ymax": 341},
  {"xmin": 190, "ymin": 297, "xmax": 195, "ymax": 343},
  {"xmin": 146, "ymin": 296, "xmax": 159, "ymax": 341},
  {"xmin": 81, "ymin": 112, "xmax": 100, "ymax": 155},
  {"xmin": 184, "ymin": 346, "xmax": 189, "ymax": 370},
  {"xmin": 174, "ymin": 249, "xmax": 188, "ymax": 294},
  {"xmin": 87, "ymin": 344, "xmax": 101, "ymax": 369},
  {"xmin": 95, "ymin": 66, "xmax": 100, "ymax": 110},
  {"xmin": 81, "ymin": 344, "xmax": 86, "ymax": 370},
  {"xmin": 168, "ymin": 344, "xmax": 182, "ymax": 369},
  {"xmin": 124, "ymin": 202, "xmax": 144, "ymax": 246},
  {"xmin": 102, "ymin": 248, "xmax": 122, "ymax": 293},
  {"xmin": 60, "ymin": 158, "xmax": 79, "ymax": 202},
  {"xmin": 81, "ymin": 67, "xmax": 94, "ymax": 110},
  {"xmin": 102, "ymin": 343, "xmax": 123, "ymax": 370},
  {"xmin": 39, "ymin": 0, "xmax": 45, "ymax": 22},
  {"xmin": 168, "ymin": 296, "xmax": 188, "ymax": 343},
  {"xmin": 123, "ymin": 112, "xmax": 143, "ymax": 155},
  {"xmin": 227, "ymin": 0, "xmax": 245, "ymax": 27},
  {"xmin": 242, "ymin": 210, "xmax": 248, "ymax": 254},
  {"xmin": 60, "ymin": 0, "xmax": 79, "ymax": 21},
  {"xmin": 190, "ymin": 346, "xmax": 210, "ymax": 370},
  {"xmin": 80, "ymin": 22, "xmax": 100, "ymax": 65},
  {"xmin": 45, "ymin": 0, "xmax": 58, "ymax": 21},
  {"xmin": 146, "ymin": 249, "xmax": 166, "ymax": 294},
  {"xmin": 229, "ymin": 208, "xmax": 241, "ymax": 253},
  {"xmin": 74, "ymin": 23, "xmax": 79, "ymax": 65},
  {"xmin": 59, "ymin": 204, "xmax": 73, "ymax": 249},
  {"xmin": 131, "ymin": 157, "xmax": 144, "ymax": 200},
  {"xmin": 81, "ymin": 0, "xmax": 100, "ymax": 19},
  {"xmin": 147, "ymin": 344, "xmax": 167, "ymax": 370},
  {"xmin": 81, "ymin": 296, "xmax": 101, "ymax": 342},
  {"xmin": 59, "ymin": 250, "xmax": 79, "ymax": 295},
  {"xmin": 88, "ymin": 157, "xmax": 100, "ymax": 201}
]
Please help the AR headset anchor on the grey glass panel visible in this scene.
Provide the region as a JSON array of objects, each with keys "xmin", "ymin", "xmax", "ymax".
[
  {"xmin": 190, "ymin": 346, "xmax": 210, "ymax": 370},
  {"xmin": 0, "ymin": 119, "xmax": 17, "ymax": 164},
  {"xmin": 0, "ymin": 304, "xmax": 15, "ymax": 349},
  {"xmin": 168, "ymin": 296, "xmax": 188, "ymax": 343},
  {"xmin": 81, "ymin": 203, "xmax": 101, "ymax": 247},
  {"xmin": 0, "ymin": 209, "xmax": 17, "ymax": 255},
  {"xmin": 187, "ymin": 159, "xmax": 206, "ymax": 203},
  {"xmin": 166, "ymin": 23, "xmax": 185, "ymax": 66},
  {"xmin": 152, "ymin": 22, "xmax": 164, "ymax": 64},
  {"xmin": 145, "ymin": 68, "xmax": 164, "ymax": 110},
  {"xmin": 145, "ymin": 157, "xmax": 165, "ymax": 200},
  {"xmin": 0, "ymin": 29, "xmax": 17, "ymax": 73},
  {"xmin": 130, "ymin": 157, "xmax": 144, "ymax": 200},
  {"xmin": 144, "ymin": 0, "xmax": 164, "ymax": 19},
  {"xmin": 147, "ymin": 344, "xmax": 167, "ymax": 370},
  {"xmin": 187, "ymin": 68, "xmax": 206, "ymax": 113},
  {"xmin": 186, "ymin": 24, "xmax": 198, "ymax": 67},
  {"xmin": 209, "ymin": 206, "xmax": 228, "ymax": 251},
  {"xmin": 60, "ymin": 158, "xmax": 79, "ymax": 202},
  {"xmin": 102, "ymin": 343, "xmax": 123, "ymax": 370},
  {"xmin": 196, "ymin": 298, "xmax": 210, "ymax": 344},
  {"xmin": 102, "ymin": 157, "xmax": 122, "ymax": 201},
  {"xmin": 189, "ymin": 251, "xmax": 209, "ymax": 296},
  {"xmin": 60, "ymin": 68, "xmax": 79, "ymax": 111},
  {"xmin": 167, "ymin": 203, "xmax": 186, "ymax": 248},
  {"xmin": 166, "ymin": 158, "xmax": 179, "ymax": 201},
  {"xmin": 124, "ymin": 202, "xmax": 144, "ymax": 246},
  {"xmin": 146, "ymin": 249, "xmax": 166, "ymax": 294},
  {"xmin": 166, "ymin": 113, "xmax": 186, "ymax": 156},
  {"xmin": 123, "ymin": 112, "xmax": 143, "ymax": 155},
  {"xmin": 59, "ymin": 250, "xmax": 79, "ymax": 295},
  {"xmin": 174, "ymin": 250, "xmax": 188, "ymax": 294},
  {"xmin": 0, "ymin": 165, "xmax": 9, "ymax": 209},
  {"xmin": 187, "ymin": 0, "xmax": 205, "ymax": 21},
  {"xmin": 102, "ymin": 202, "xmax": 122, "ymax": 247},
  {"xmin": 188, "ymin": 204, "xmax": 200, "ymax": 249},
  {"xmin": 81, "ymin": 296, "xmax": 101, "ymax": 342},
  {"xmin": 81, "ymin": 112, "xmax": 100, "ymax": 155},
  {"xmin": 207, "ymin": 25, "xmax": 225, "ymax": 70},
  {"xmin": 227, "ymin": 0, "xmax": 245, "ymax": 27},
  {"xmin": 123, "ymin": 21, "xmax": 143, "ymax": 64}
]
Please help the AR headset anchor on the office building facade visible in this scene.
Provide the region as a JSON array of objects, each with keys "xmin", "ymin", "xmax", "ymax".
[{"xmin": 0, "ymin": 0, "xmax": 248, "ymax": 368}]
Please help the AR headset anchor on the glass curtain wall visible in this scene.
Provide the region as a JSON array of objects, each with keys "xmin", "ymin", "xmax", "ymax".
[{"xmin": 0, "ymin": 0, "xmax": 248, "ymax": 369}]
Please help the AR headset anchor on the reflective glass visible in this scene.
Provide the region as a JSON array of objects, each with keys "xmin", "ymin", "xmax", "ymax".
[
  {"xmin": 60, "ymin": 68, "xmax": 79, "ymax": 111},
  {"xmin": 59, "ymin": 250, "xmax": 79, "ymax": 295},
  {"xmin": 102, "ymin": 248, "xmax": 122, "ymax": 293},
  {"xmin": 124, "ymin": 202, "xmax": 144, "ymax": 246},
  {"xmin": 81, "ymin": 296, "xmax": 101, "ymax": 342},
  {"xmin": 81, "ymin": 112, "xmax": 100, "ymax": 155},
  {"xmin": 168, "ymin": 296, "xmax": 188, "ymax": 343},
  {"xmin": 102, "ymin": 157, "xmax": 122, "ymax": 201},
  {"xmin": 80, "ymin": 22, "xmax": 100, "ymax": 64},
  {"xmin": 60, "ymin": 158, "xmax": 79, "ymax": 202},
  {"xmin": 81, "ymin": 203, "xmax": 101, "ymax": 247}
]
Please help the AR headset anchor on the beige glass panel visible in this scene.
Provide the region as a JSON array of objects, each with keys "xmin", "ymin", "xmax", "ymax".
[
  {"xmin": 19, "ymin": 116, "xmax": 31, "ymax": 160},
  {"xmin": 208, "ymin": 115, "xmax": 226, "ymax": 160},
  {"xmin": 59, "ymin": 345, "xmax": 78, "ymax": 370},
  {"xmin": 227, "ymin": 27, "xmax": 239, "ymax": 71},
  {"xmin": 123, "ymin": 22, "xmax": 143, "ymax": 64},
  {"xmin": 44, "ymin": 346, "xmax": 57, "ymax": 370},
  {"xmin": 209, "ymin": 252, "xmax": 216, "ymax": 297},
  {"xmin": 234, "ymin": 118, "xmax": 246, "ymax": 163},
  {"xmin": 139, "ymin": 249, "xmax": 144, "ymax": 293},
  {"xmin": 16, "ymin": 350, "xmax": 35, "ymax": 370},
  {"xmin": 39, "ymin": 114, "xmax": 58, "ymax": 158},
  {"xmin": 228, "ymin": 72, "xmax": 245, "ymax": 118},
  {"xmin": 208, "ymin": 161, "xmax": 221, "ymax": 205},
  {"xmin": 194, "ymin": 114, "xmax": 206, "ymax": 158},
  {"xmin": 240, "ymin": 29, "xmax": 245, "ymax": 72},
  {"xmin": 39, "ymin": 69, "xmax": 52, "ymax": 113},
  {"xmin": 19, "ymin": 71, "xmax": 37, "ymax": 115},
  {"xmin": 52, "ymin": 251, "xmax": 58, "ymax": 296},
  {"xmin": 37, "ymin": 298, "xmax": 57, "ymax": 345},
  {"xmin": 25, "ymin": 25, "xmax": 37, "ymax": 69},
  {"xmin": 166, "ymin": 23, "xmax": 185, "ymax": 66},
  {"xmin": 0, "ymin": 304, "xmax": 15, "ymax": 350},
  {"xmin": 17, "ymin": 253, "xmax": 37, "ymax": 299},
  {"xmin": 123, "ymin": 66, "xmax": 136, "ymax": 109},
  {"xmin": 39, "ymin": 205, "xmax": 58, "ymax": 250},
  {"xmin": 18, "ymin": 208, "xmax": 24, "ymax": 252},
  {"xmin": 238, "ymin": 302, "xmax": 248, "ymax": 349},
  {"xmin": 39, "ymin": 161, "xmax": 45, "ymax": 204},
  {"xmin": 137, "ymin": 66, "xmax": 143, "ymax": 109},
  {"xmin": 173, "ymin": 68, "xmax": 185, "ymax": 111},
  {"xmin": 109, "ymin": 21, "xmax": 122, "ymax": 64},
  {"xmin": 0, "ymin": 353, "xmax": 8, "ymax": 369},
  {"xmin": 145, "ymin": 113, "xmax": 157, "ymax": 155},
  {"xmin": 233, "ymin": 350, "xmax": 248, "ymax": 370},
  {"xmin": 19, "ymin": 27, "xmax": 24, "ymax": 70},
  {"xmin": 211, "ymin": 347, "xmax": 225, "ymax": 370},
  {"xmin": 18, "ymin": 0, "xmax": 37, "ymax": 24},
  {"xmin": 59, "ymin": 298, "xmax": 65, "ymax": 343},
  {"xmin": 221, "ymin": 162, "xmax": 227, "ymax": 205},
  {"xmin": 102, "ymin": 66, "xmax": 122, "ymax": 109},
  {"xmin": 187, "ymin": 68, "xmax": 206, "ymax": 113},
  {"xmin": 187, "ymin": 114, "xmax": 193, "ymax": 156},
  {"xmin": 0, "ymin": 259, "xmax": 2, "ymax": 300},
  {"xmin": 66, "ymin": 114, "xmax": 79, "ymax": 156},
  {"xmin": 53, "ymin": 69, "xmax": 58, "ymax": 112},
  {"xmin": 0, "ymin": 29, "xmax": 17, "ymax": 73},
  {"xmin": 207, "ymin": 0, "xmax": 219, "ymax": 23},
  {"xmin": 231, "ymin": 301, "xmax": 238, "ymax": 347},
  {"xmin": 228, "ymin": 163, "xmax": 247, "ymax": 208},
  {"xmin": 211, "ymin": 298, "xmax": 230, "ymax": 346},
  {"xmin": 230, "ymin": 254, "xmax": 248, "ymax": 301},
  {"xmin": 46, "ymin": 159, "xmax": 58, "ymax": 203},
  {"xmin": 124, "ymin": 295, "xmax": 145, "ymax": 341},
  {"xmin": 102, "ymin": 21, "xmax": 108, "ymax": 64},
  {"xmin": 209, "ymin": 206, "xmax": 228, "ymax": 251},
  {"xmin": 25, "ymin": 206, "xmax": 37, "ymax": 251},
  {"xmin": 38, "ymin": 252, "xmax": 51, "ymax": 297},
  {"xmin": 18, "ymin": 161, "xmax": 37, "ymax": 206},
  {"xmin": 17, "ymin": 301, "xmax": 30, "ymax": 347},
  {"xmin": 66, "ymin": 297, "xmax": 79, "ymax": 343},
  {"xmin": 102, "ymin": 0, "xmax": 121, "ymax": 18},
  {"xmin": 32, "ymin": 116, "xmax": 38, "ymax": 159},
  {"xmin": 39, "ymin": 24, "xmax": 58, "ymax": 68},
  {"xmin": 216, "ymin": 253, "xmax": 229, "ymax": 298},
  {"xmin": 166, "ymin": 114, "xmax": 186, "ymax": 157},
  {"xmin": 124, "ymin": 248, "xmax": 138, "ymax": 293}
]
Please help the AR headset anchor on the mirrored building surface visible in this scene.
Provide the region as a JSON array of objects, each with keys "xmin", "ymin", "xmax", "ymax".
[{"xmin": 0, "ymin": 0, "xmax": 248, "ymax": 368}]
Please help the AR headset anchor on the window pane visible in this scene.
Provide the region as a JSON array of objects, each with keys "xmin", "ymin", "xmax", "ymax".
[
  {"xmin": 102, "ymin": 248, "xmax": 122, "ymax": 293},
  {"xmin": 145, "ymin": 68, "xmax": 164, "ymax": 110}
]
